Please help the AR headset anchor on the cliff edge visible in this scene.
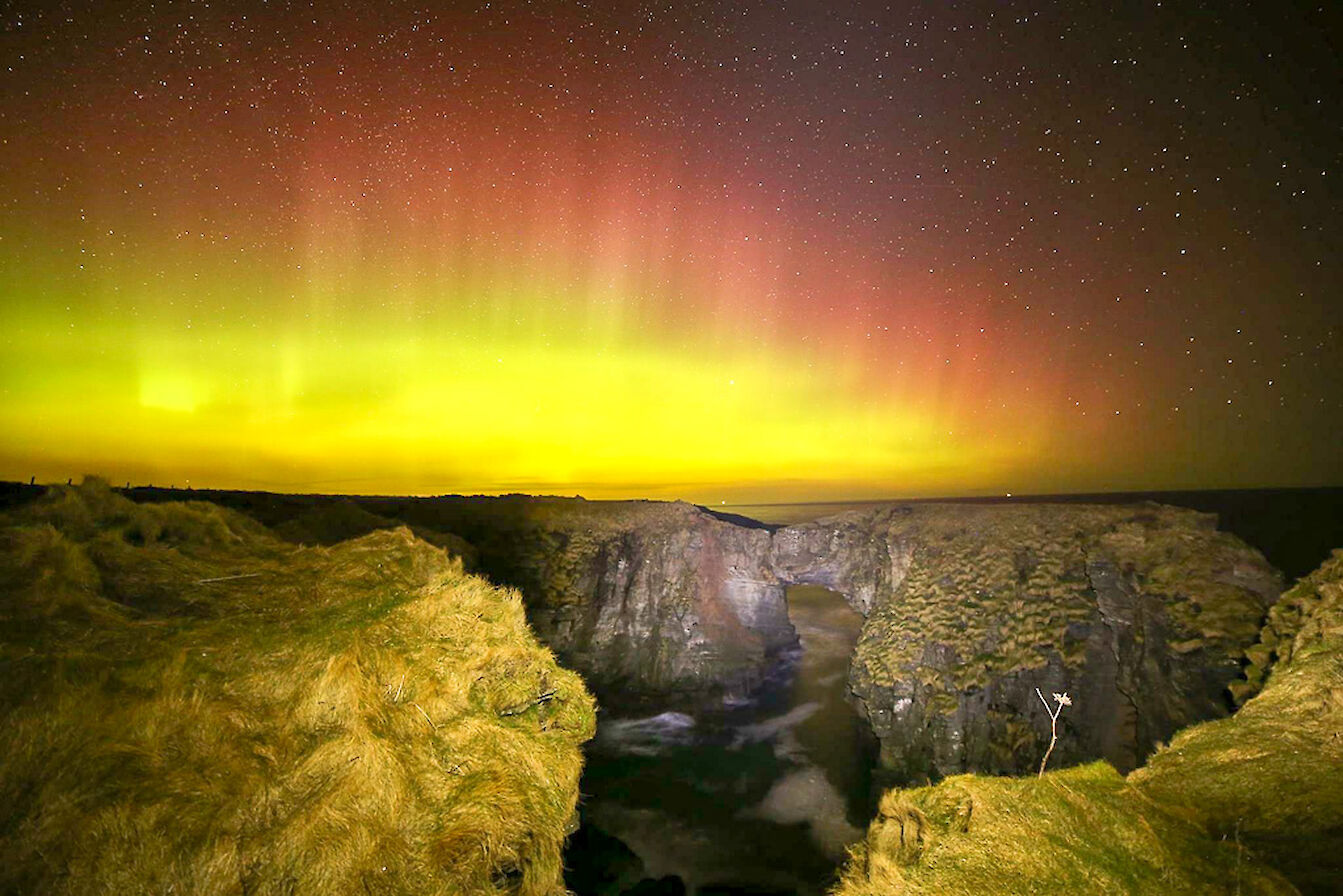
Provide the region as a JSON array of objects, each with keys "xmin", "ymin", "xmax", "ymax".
[{"xmin": 835, "ymin": 547, "xmax": 1343, "ymax": 895}]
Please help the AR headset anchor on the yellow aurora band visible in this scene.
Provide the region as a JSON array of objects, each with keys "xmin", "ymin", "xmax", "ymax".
[{"xmin": 0, "ymin": 268, "xmax": 1043, "ymax": 502}]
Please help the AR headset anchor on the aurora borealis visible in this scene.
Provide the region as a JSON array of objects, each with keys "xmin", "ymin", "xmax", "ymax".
[{"xmin": 1, "ymin": 1, "xmax": 1339, "ymax": 502}]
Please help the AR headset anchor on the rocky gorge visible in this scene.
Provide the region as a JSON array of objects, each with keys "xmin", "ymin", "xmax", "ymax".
[
  {"xmin": 395, "ymin": 497, "xmax": 1281, "ymax": 778},
  {"xmin": 403, "ymin": 499, "xmax": 1284, "ymax": 779},
  {"xmin": 123, "ymin": 487, "xmax": 1284, "ymax": 781}
]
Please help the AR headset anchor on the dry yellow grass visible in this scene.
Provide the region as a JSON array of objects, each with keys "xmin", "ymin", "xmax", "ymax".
[
  {"xmin": 833, "ymin": 761, "xmax": 1295, "ymax": 896},
  {"xmin": 0, "ymin": 478, "xmax": 595, "ymax": 895},
  {"xmin": 1132, "ymin": 549, "xmax": 1343, "ymax": 895}
]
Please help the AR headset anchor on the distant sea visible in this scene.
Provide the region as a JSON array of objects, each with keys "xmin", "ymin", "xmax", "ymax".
[{"xmin": 722, "ymin": 487, "xmax": 1343, "ymax": 582}]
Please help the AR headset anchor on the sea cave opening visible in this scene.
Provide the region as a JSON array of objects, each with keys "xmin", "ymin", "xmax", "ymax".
[{"xmin": 563, "ymin": 584, "xmax": 879, "ymax": 896}]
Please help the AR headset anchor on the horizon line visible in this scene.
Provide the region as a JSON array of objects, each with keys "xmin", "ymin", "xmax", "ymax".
[{"xmin": 6, "ymin": 477, "xmax": 1342, "ymax": 507}]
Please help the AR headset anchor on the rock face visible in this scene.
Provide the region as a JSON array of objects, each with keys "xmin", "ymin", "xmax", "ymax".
[
  {"xmin": 360, "ymin": 496, "xmax": 797, "ymax": 704},
  {"xmin": 775, "ymin": 503, "xmax": 1282, "ymax": 778},
  {"xmin": 520, "ymin": 504, "xmax": 794, "ymax": 702}
]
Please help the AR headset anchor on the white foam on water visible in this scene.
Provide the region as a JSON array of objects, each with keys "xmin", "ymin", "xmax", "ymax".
[
  {"xmin": 731, "ymin": 701, "xmax": 821, "ymax": 745},
  {"xmin": 740, "ymin": 766, "xmax": 863, "ymax": 861},
  {"xmin": 595, "ymin": 711, "xmax": 697, "ymax": 756}
]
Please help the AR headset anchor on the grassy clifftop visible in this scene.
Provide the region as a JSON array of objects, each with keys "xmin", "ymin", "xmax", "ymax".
[
  {"xmin": 835, "ymin": 547, "xmax": 1343, "ymax": 895},
  {"xmin": 836, "ymin": 761, "xmax": 1295, "ymax": 895},
  {"xmin": 1133, "ymin": 548, "xmax": 1343, "ymax": 894},
  {"xmin": 0, "ymin": 479, "xmax": 596, "ymax": 895}
]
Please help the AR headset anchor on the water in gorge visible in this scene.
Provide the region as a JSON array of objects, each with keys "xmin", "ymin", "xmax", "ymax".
[{"xmin": 566, "ymin": 585, "xmax": 878, "ymax": 896}]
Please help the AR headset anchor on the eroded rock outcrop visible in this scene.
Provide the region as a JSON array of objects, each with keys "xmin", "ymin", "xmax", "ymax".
[{"xmin": 776, "ymin": 503, "xmax": 1282, "ymax": 778}]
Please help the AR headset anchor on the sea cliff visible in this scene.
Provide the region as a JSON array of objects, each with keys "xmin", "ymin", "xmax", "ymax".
[{"xmin": 116, "ymin": 487, "xmax": 1281, "ymax": 777}]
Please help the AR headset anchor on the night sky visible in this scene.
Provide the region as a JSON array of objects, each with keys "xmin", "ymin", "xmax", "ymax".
[{"xmin": 2, "ymin": 1, "xmax": 1339, "ymax": 502}]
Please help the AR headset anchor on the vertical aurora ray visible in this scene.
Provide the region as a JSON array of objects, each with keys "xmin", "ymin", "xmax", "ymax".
[{"xmin": 1, "ymin": 1, "xmax": 1338, "ymax": 500}]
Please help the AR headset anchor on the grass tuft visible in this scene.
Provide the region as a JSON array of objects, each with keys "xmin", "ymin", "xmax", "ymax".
[
  {"xmin": 0, "ymin": 478, "xmax": 595, "ymax": 895},
  {"xmin": 835, "ymin": 762, "xmax": 1296, "ymax": 895}
]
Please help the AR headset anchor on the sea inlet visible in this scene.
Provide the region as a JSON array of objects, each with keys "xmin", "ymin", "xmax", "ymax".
[{"xmin": 565, "ymin": 585, "xmax": 879, "ymax": 896}]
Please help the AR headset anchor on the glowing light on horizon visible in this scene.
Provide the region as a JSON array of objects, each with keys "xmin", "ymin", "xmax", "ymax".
[{"xmin": 0, "ymin": 2, "xmax": 1337, "ymax": 500}]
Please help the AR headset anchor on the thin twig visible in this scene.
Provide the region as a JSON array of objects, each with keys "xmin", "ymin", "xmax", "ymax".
[
  {"xmin": 393, "ymin": 672, "xmax": 405, "ymax": 704},
  {"xmin": 1036, "ymin": 687, "xmax": 1070, "ymax": 777},
  {"xmin": 193, "ymin": 573, "xmax": 261, "ymax": 585},
  {"xmin": 412, "ymin": 702, "xmax": 437, "ymax": 731}
]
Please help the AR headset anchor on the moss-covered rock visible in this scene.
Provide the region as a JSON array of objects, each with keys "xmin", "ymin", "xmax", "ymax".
[{"xmin": 776, "ymin": 503, "xmax": 1281, "ymax": 778}]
